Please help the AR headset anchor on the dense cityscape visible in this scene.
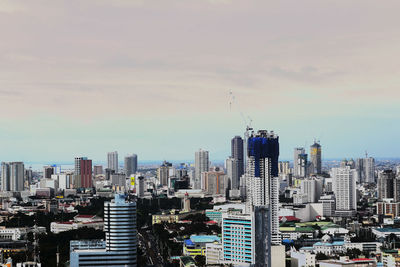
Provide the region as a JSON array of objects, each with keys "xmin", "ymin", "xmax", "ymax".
[
  {"xmin": 0, "ymin": 127, "xmax": 398, "ymax": 266},
  {"xmin": 2, "ymin": 1, "xmax": 400, "ymax": 267}
]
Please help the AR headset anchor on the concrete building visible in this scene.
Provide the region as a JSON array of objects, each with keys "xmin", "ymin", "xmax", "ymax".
[
  {"xmin": 332, "ymin": 166, "xmax": 357, "ymax": 215},
  {"xmin": 319, "ymin": 194, "xmax": 336, "ymax": 217},
  {"xmin": 221, "ymin": 212, "xmax": 254, "ymax": 265},
  {"xmin": 294, "ymin": 148, "xmax": 306, "ymax": 177},
  {"xmin": 183, "ymin": 235, "xmax": 220, "ymax": 257},
  {"xmin": 93, "ymin": 165, "xmax": 103, "ymax": 176},
  {"xmin": 279, "ymin": 161, "xmax": 290, "ymax": 175},
  {"xmin": 1, "ymin": 162, "xmax": 25, "ymax": 192},
  {"xmin": 230, "ymin": 136, "xmax": 244, "ymax": 190},
  {"xmin": 310, "ymin": 141, "xmax": 322, "ymax": 174},
  {"xmin": 70, "ymin": 194, "xmax": 137, "ymax": 266},
  {"xmin": 157, "ymin": 161, "xmax": 171, "ymax": 187},
  {"xmin": 244, "ymin": 130, "xmax": 280, "ymax": 245},
  {"xmin": 194, "ymin": 149, "xmax": 209, "ymax": 190},
  {"xmin": 74, "ymin": 157, "xmax": 92, "ymax": 188},
  {"xmin": 300, "ymin": 177, "xmax": 323, "ymax": 203},
  {"xmin": 137, "ymin": 176, "xmax": 145, "ymax": 198},
  {"xmin": 124, "ymin": 154, "xmax": 138, "ymax": 177},
  {"xmin": 205, "ymin": 242, "xmax": 223, "ymax": 265},
  {"xmin": 107, "ymin": 151, "xmax": 118, "ymax": 172},
  {"xmin": 290, "ymin": 247, "xmax": 316, "ymax": 267},
  {"xmin": 377, "ymin": 170, "xmax": 395, "ymax": 200},
  {"xmin": 201, "ymin": 170, "xmax": 227, "ymax": 195}
]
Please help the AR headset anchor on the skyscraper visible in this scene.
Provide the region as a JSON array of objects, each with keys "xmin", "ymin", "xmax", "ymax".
[
  {"xmin": 364, "ymin": 157, "xmax": 375, "ymax": 183},
  {"xmin": 70, "ymin": 194, "xmax": 137, "ymax": 266},
  {"xmin": 377, "ymin": 170, "xmax": 395, "ymax": 200},
  {"xmin": 194, "ymin": 149, "xmax": 209, "ymax": 190},
  {"xmin": 1, "ymin": 162, "xmax": 25, "ymax": 192},
  {"xmin": 310, "ymin": 141, "xmax": 322, "ymax": 174},
  {"xmin": 93, "ymin": 165, "xmax": 103, "ymax": 176},
  {"xmin": 293, "ymin": 148, "xmax": 306, "ymax": 177},
  {"xmin": 332, "ymin": 166, "xmax": 357, "ymax": 216},
  {"xmin": 124, "ymin": 154, "xmax": 138, "ymax": 177},
  {"xmin": 157, "ymin": 161, "xmax": 171, "ymax": 187},
  {"xmin": 201, "ymin": 170, "xmax": 227, "ymax": 196},
  {"xmin": 244, "ymin": 130, "xmax": 280, "ymax": 245},
  {"xmin": 356, "ymin": 156, "xmax": 375, "ymax": 183},
  {"xmin": 230, "ymin": 136, "xmax": 244, "ymax": 190},
  {"xmin": 74, "ymin": 157, "xmax": 92, "ymax": 188},
  {"xmin": 107, "ymin": 151, "xmax": 118, "ymax": 172}
]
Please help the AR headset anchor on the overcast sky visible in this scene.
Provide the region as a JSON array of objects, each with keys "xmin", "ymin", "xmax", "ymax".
[{"xmin": 0, "ymin": 0, "xmax": 399, "ymax": 163}]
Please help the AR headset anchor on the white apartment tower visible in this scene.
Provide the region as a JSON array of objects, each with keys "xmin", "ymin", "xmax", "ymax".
[{"xmin": 332, "ymin": 166, "xmax": 357, "ymax": 213}]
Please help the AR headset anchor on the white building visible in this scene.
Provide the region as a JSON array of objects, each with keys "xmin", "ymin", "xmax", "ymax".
[
  {"xmin": 332, "ymin": 166, "xmax": 357, "ymax": 213},
  {"xmin": 300, "ymin": 177, "xmax": 323, "ymax": 203},
  {"xmin": 290, "ymin": 247, "xmax": 316, "ymax": 267},
  {"xmin": 205, "ymin": 242, "xmax": 222, "ymax": 265}
]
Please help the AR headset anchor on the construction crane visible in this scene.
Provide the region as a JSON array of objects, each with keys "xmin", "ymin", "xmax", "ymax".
[
  {"xmin": 228, "ymin": 90, "xmax": 253, "ymax": 130},
  {"xmin": 228, "ymin": 90, "xmax": 253, "ymax": 172}
]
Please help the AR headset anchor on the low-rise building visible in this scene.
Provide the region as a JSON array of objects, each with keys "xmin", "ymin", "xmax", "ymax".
[{"xmin": 183, "ymin": 235, "xmax": 220, "ymax": 257}]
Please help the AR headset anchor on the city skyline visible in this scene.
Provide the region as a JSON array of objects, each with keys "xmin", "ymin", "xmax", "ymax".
[{"xmin": 1, "ymin": 0, "xmax": 399, "ymax": 162}]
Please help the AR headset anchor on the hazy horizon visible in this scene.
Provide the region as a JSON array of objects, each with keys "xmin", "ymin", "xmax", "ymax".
[{"xmin": 1, "ymin": 0, "xmax": 399, "ymax": 162}]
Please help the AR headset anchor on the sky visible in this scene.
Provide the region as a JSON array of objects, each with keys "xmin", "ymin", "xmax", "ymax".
[{"xmin": 0, "ymin": 0, "xmax": 399, "ymax": 163}]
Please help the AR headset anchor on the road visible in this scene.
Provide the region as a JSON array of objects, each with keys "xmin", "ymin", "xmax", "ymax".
[{"xmin": 139, "ymin": 229, "xmax": 163, "ymax": 266}]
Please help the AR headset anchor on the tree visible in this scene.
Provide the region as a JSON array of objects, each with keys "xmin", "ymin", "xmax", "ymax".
[
  {"xmin": 195, "ymin": 255, "xmax": 206, "ymax": 267},
  {"xmin": 316, "ymin": 252, "xmax": 329, "ymax": 260}
]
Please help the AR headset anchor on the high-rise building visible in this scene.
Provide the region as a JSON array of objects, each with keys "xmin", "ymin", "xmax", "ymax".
[
  {"xmin": 332, "ymin": 166, "xmax": 357, "ymax": 215},
  {"xmin": 43, "ymin": 165, "xmax": 55, "ymax": 179},
  {"xmin": 74, "ymin": 157, "xmax": 92, "ymax": 188},
  {"xmin": 300, "ymin": 177, "xmax": 323, "ymax": 203},
  {"xmin": 194, "ymin": 149, "xmax": 209, "ymax": 190},
  {"xmin": 201, "ymin": 170, "xmax": 227, "ymax": 196},
  {"xmin": 70, "ymin": 194, "xmax": 137, "ymax": 266},
  {"xmin": 157, "ymin": 161, "xmax": 171, "ymax": 187},
  {"xmin": 137, "ymin": 176, "xmax": 145, "ymax": 198},
  {"xmin": 310, "ymin": 141, "xmax": 322, "ymax": 174},
  {"xmin": 230, "ymin": 136, "xmax": 244, "ymax": 190},
  {"xmin": 364, "ymin": 157, "xmax": 375, "ymax": 183},
  {"xmin": 293, "ymin": 148, "xmax": 306, "ymax": 177},
  {"xmin": 93, "ymin": 165, "xmax": 103, "ymax": 176},
  {"xmin": 221, "ymin": 208, "xmax": 279, "ymax": 266},
  {"xmin": 1, "ymin": 162, "xmax": 25, "ymax": 192},
  {"xmin": 222, "ymin": 212, "xmax": 254, "ymax": 265},
  {"xmin": 356, "ymin": 156, "xmax": 375, "ymax": 183},
  {"xmin": 107, "ymin": 151, "xmax": 118, "ymax": 172},
  {"xmin": 124, "ymin": 154, "xmax": 138, "ymax": 177},
  {"xmin": 278, "ymin": 161, "xmax": 290, "ymax": 175},
  {"xmin": 244, "ymin": 130, "xmax": 280, "ymax": 245},
  {"xmin": 377, "ymin": 170, "xmax": 395, "ymax": 200}
]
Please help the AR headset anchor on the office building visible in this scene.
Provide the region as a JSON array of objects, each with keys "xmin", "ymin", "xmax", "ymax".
[
  {"xmin": 157, "ymin": 161, "xmax": 171, "ymax": 187},
  {"xmin": 74, "ymin": 157, "xmax": 92, "ymax": 188},
  {"xmin": 356, "ymin": 156, "xmax": 375, "ymax": 183},
  {"xmin": 93, "ymin": 165, "xmax": 103, "ymax": 176},
  {"xmin": 293, "ymin": 148, "xmax": 305, "ymax": 177},
  {"xmin": 107, "ymin": 151, "xmax": 118, "ymax": 172},
  {"xmin": 43, "ymin": 166, "xmax": 54, "ymax": 179},
  {"xmin": 124, "ymin": 154, "xmax": 138, "ymax": 177},
  {"xmin": 332, "ymin": 166, "xmax": 357, "ymax": 215},
  {"xmin": 222, "ymin": 212, "xmax": 253, "ymax": 265},
  {"xmin": 244, "ymin": 130, "xmax": 280, "ymax": 245},
  {"xmin": 70, "ymin": 194, "xmax": 137, "ymax": 266},
  {"xmin": 137, "ymin": 176, "xmax": 145, "ymax": 198},
  {"xmin": 378, "ymin": 170, "xmax": 395, "ymax": 200},
  {"xmin": 1, "ymin": 162, "xmax": 25, "ymax": 192},
  {"xmin": 310, "ymin": 141, "xmax": 322, "ymax": 174},
  {"xmin": 231, "ymin": 136, "xmax": 244, "ymax": 190},
  {"xmin": 194, "ymin": 149, "xmax": 209, "ymax": 190}
]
